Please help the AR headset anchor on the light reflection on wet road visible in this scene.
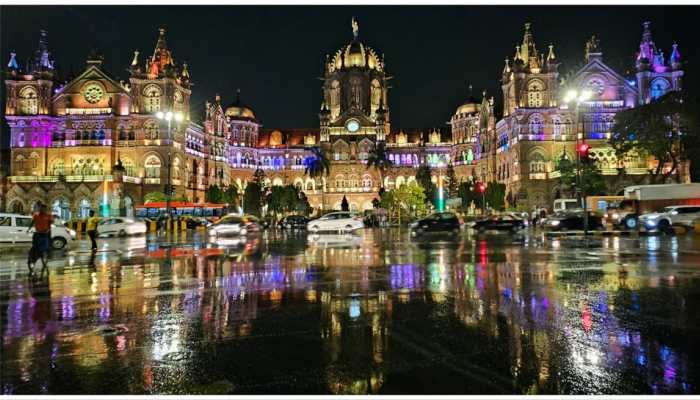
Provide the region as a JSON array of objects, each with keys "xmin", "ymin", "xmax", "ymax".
[{"xmin": 1, "ymin": 229, "xmax": 700, "ymax": 394}]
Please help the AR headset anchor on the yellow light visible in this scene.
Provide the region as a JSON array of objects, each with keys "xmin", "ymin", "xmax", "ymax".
[
  {"xmin": 174, "ymin": 112, "xmax": 184, "ymax": 122},
  {"xmin": 155, "ymin": 111, "xmax": 164, "ymax": 119},
  {"xmin": 579, "ymin": 89, "xmax": 593, "ymax": 102},
  {"xmin": 564, "ymin": 90, "xmax": 578, "ymax": 103},
  {"xmin": 165, "ymin": 111, "xmax": 173, "ymax": 120}
]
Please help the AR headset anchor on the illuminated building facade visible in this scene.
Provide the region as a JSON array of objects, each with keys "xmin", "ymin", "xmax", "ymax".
[
  {"xmin": 2, "ymin": 20, "xmax": 689, "ymax": 216},
  {"xmin": 464, "ymin": 22, "xmax": 687, "ymax": 209}
]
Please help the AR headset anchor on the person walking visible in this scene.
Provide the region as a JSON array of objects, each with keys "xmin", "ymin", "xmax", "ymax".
[
  {"xmin": 27, "ymin": 202, "xmax": 53, "ymax": 274},
  {"xmin": 86, "ymin": 210, "xmax": 100, "ymax": 252}
]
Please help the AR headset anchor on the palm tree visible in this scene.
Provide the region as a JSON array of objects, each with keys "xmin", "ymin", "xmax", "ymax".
[
  {"xmin": 304, "ymin": 146, "xmax": 331, "ymax": 213},
  {"xmin": 366, "ymin": 141, "xmax": 393, "ymax": 191}
]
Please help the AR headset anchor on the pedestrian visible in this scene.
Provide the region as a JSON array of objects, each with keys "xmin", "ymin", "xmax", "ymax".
[
  {"xmin": 86, "ymin": 210, "xmax": 100, "ymax": 252},
  {"xmin": 27, "ymin": 202, "xmax": 53, "ymax": 274}
]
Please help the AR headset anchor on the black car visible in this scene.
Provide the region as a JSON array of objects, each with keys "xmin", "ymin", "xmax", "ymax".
[
  {"xmin": 473, "ymin": 213, "xmax": 527, "ymax": 233},
  {"xmin": 410, "ymin": 212, "xmax": 461, "ymax": 235},
  {"xmin": 544, "ymin": 212, "xmax": 605, "ymax": 231},
  {"xmin": 279, "ymin": 215, "xmax": 310, "ymax": 230}
]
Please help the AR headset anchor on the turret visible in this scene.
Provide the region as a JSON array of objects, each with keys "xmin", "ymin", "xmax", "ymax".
[{"xmin": 670, "ymin": 43, "xmax": 681, "ymax": 70}]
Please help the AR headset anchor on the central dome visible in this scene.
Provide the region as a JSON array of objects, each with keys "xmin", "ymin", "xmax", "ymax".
[
  {"xmin": 328, "ymin": 18, "xmax": 383, "ymax": 72},
  {"xmin": 224, "ymin": 90, "xmax": 256, "ymax": 120}
]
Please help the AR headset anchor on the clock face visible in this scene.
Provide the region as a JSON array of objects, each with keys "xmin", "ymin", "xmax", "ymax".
[
  {"xmin": 586, "ymin": 78, "xmax": 605, "ymax": 96},
  {"xmin": 83, "ymin": 83, "xmax": 104, "ymax": 104},
  {"xmin": 346, "ymin": 120, "xmax": 360, "ymax": 133}
]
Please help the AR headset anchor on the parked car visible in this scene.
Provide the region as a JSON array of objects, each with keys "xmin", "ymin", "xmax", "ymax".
[
  {"xmin": 639, "ymin": 205, "xmax": 700, "ymax": 233},
  {"xmin": 207, "ymin": 214, "xmax": 261, "ymax": 236},
  {"xmin": 409, "ymin": 212, "xmax": 461, "ymax": 236},
  {"xmin": 97, "ymin": 217, "xmax": 148, "ymax": 237},
  {"xmin": 307, "ymin": 212, "xmax": 364, "ymax": 233},
  {"xmin": 0, "ymin": 213, "xmax": 76, "ymax": 249},
  {"xmin": 544, "ymin": 212, "xmax": 604, "ymax": 231},
  {"xmin": 279, "ymin": 215, "xmax": 310, "ymax": 230},
  {"xmin": 473, "ymin": 213, "xmax": 527, "ymax": 233}
]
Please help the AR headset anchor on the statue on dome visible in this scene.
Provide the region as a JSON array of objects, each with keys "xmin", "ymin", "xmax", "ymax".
[{"xmin": 352, "ymin": 17, "xmax": 359, "ymax": 39}]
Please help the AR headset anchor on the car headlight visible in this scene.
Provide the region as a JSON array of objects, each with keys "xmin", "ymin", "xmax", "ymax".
[
  {"xmin": 67, "ymin": 228, "xmax": 77, "ymax": 238},
  {"xmin": 409, "ymin": 222, "xmax": 418, "ymax": 228},
  {"xmin": 612, "ymin": 213, "xmax": 620, "ymax": 220},
  {"xmin": 549, "ymin": 220, "xmax": 560, "ymax": 226}
]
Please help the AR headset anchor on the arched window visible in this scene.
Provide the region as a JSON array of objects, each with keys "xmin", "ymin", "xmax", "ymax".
[
  {"xmin": 144, "ymin": 120, "xmax": 159, "ymax": 140},
  {"xmin": 15, "ymin": 154, "xmax": 26, "ymax": 173},
  {"xmin": 527, "ymin": 80, "xmax": 544, "ymax": 108},
  {"xmin": 51, "ymin": 159, "xmax": 65, "ymax": 175},
  {"xmin": 144, "ymin": 155, "xmax": 162, "ymax": 178},
  {"xmin": 529, "ymin": 152, "xmax": 546, "ymax": 173},
  {"xmin": 121, "ymin": 158, "xmax": 135, "ymax": 176},
  {"xmin": 335, "ymin": 174, "xmax": 345, "ymax": 189},
  {"xmin": 143, "ymin": 85, "xmax": 162, "ymax": 113},
  {"xmin": 18, "ymin": 86, "xmax": 38, "ymax": 115},
  {"xmin": 362, "ymin": 175, "xmax": 372, "ymax": 188},
  {"xmin": 552, "ymin": 116, "xmax": 562, "ymax": 136},
  {"xmin": 528, "ymin": 115, "xmax": 544, "ymax": 135}
]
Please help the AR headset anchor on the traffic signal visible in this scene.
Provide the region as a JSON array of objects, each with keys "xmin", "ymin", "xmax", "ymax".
[
  {"xmin": 476, "ymin": 182, "xmax": 486, "ymax": 193},
  {"xmin": 577, "ymin": 143, "xmax": 591, "ymax": 163}
]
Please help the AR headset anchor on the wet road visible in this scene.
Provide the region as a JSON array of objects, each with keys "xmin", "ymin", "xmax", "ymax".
[{"xmin": 2, "ymin": 229, "xmax": 700, "ymax": 395}]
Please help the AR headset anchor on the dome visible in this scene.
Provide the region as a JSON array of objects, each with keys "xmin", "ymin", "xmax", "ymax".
[
  {"xmin": 455, "ymin": 98, "xmax": 479, "ymax": 115},
  {"xmin": 224, "ymin": 104, "xmax": 256, "ymax": 119},
  {"xmin": 224, "ymin": 90, "xmax": 256, "ymax": 120},
  {"xmin": 327, "ymin": 19, "xmax": 383, "ymax": 72}
]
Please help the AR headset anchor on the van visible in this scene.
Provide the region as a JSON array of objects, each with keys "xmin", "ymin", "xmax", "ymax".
[
  {"xmin": 553, "ymin": 199, "xmax": 581, "ymax": 213},
  {"xmin": 0, "ymin": 213, "xmax": 77, "ymax": 249}
]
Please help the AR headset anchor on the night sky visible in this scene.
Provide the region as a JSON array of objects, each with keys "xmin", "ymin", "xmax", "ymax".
[{"xmin": 2, "ymin": 5, "xmax": 699, "ymax": 130}]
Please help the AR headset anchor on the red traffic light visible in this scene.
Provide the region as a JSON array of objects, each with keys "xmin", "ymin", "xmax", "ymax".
[
  {"xmin": 476, "ymin": 182, "xmax": 486, "ymax": 193},
  {"xmin": 577, "ymin": 143, "xmax": 590, "ymax": 155}
]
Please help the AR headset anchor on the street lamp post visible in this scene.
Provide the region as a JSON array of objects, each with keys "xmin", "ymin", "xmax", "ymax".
[
  {"xmin": 156, "ymin": 110, "xmax": 184, "ymax": 223},
  {"xmin": 563, "ymin": 89, "xmax": 592, "ymax": 235}
]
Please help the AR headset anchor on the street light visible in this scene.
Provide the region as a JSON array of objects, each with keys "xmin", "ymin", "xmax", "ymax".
[
  {"xmin": 156, "ymin": 110, "xmax": 184, "ymax": 222},
  {"xmin": 562, "ymin": 89, "xmax": 593, "ymax": 235}
]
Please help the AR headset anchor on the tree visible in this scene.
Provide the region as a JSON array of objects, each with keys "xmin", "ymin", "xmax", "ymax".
[
  {"xmin": 445, "ymin": 163, "xmax": 459, "ymax": 198},
  {"xmin": 611, "ymin": 91, "xmax": 699, "ymax": 183},
  {"xmin": 144, "ymin": 192, "xmax": 167, "ymax": 203},
  {"xmin": 304, "ymin": 146, "xmax": 331, "ymax": 212},
  {"xmin": 415, "ymin": 164, "xmax": 437, "ymax": 208},
  {"xmin": 558, "ymin": 154, "xmax": 606, "ymax": 197},
  {"xmin": 341, "ymin": 196, "xmax": 349, "ymax": 211},
  {"xmin": 222, "ymin": 186, "xmax": 240, "ymax": 207},
  {"xmin": 366, "ymin": 141, "xmax": 393, "ymax": 190},
  {"xmin": 379, "ymin": 182, "xmax": 426, "ymax": 224},
  {"xmin": 458, "ymin": 180, "xmax": 476, "ymax": 211},
  {"xmin": 484, "ymin": 181, "xmax": 507, "ymax": 211},
  {"xmin": 206, "ymin": 184, "xmax": 224, "ymax": 203},
  {"xmin": 252, "ymin": 168, "xmax": 266, "ymax": 191},
  {"xmin": 243, "ymin": 182, "xmax": 262, "ymax": 216}
]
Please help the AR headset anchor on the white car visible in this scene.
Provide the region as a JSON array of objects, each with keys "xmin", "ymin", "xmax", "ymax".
[
  {"xmin": 307, "ymin": 212, "xmax": 364, "ymax": 233},
  {"xmin": 97, "ymin": 217, "xmax": 148, "ymax": 237},
  {"xmin": 207, "ymin": 214, "xmax": 261, "ymax": 237},
  {"xmin": 0, "ymin": 213, "xmax": 76, "ymax": 249},
  {"xmin": 639, "ymin": 205, "xmax": 700, "ymax": 232}
]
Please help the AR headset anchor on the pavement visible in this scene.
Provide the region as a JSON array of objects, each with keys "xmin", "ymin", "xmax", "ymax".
[{"xmin": 1, "ymin": 228, "xmax": 700, "ymax": 395}]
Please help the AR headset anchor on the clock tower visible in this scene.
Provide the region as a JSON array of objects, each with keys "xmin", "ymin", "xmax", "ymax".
[{"xmin": 319, "ymin": 18, "xmax": 390, "ymax": 147}]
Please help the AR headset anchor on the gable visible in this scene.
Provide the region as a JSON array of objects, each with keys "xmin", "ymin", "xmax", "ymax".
[
  {"xmin": 568, "ymin": 58, "xmax": 637, "ymax": 101},
  {"xmin": 57, "ymin": 65, "xmax": 128, "ymax": 97}
]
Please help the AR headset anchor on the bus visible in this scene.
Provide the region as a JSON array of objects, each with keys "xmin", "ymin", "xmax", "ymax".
[{"xmin": 135, "ymin": 202, "xmax": 230, "ymax": 220}]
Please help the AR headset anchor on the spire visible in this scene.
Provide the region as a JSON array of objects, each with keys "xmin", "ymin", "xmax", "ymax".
[
  {"xmin": 636, "ymin": 21, "xmax": 655, "ymax": 71},
  {"xmin": 181, "ymin": 62, "xmax": 190, "ymax": 79},
  {"xmin": 670, "ymin": 42, "xmax": 681, "ymax": 69},
  {"xmin": 29, "ymin": 29, "xmax": 54, "ymax": 75},
  {"xmin": 502, "ymin": 57, "xmax": 511, "ymax": 75},
  {"xmin": 520, "ymin": 22, "xmax": 537, "ymax": 64},
  {"xmin": 130, "ymin": 50, "xmax": 139, "ymax": 66},
  {"xmin": 547, "ymin": 44, "xmax": 556, "ymax": 61},
  {"xmin": 514, "ymin": 45, "xmax": 521, "ymax": 61},
  {"xmin": 155, "ymin": 27, "xmax": 168, "ymax": 52},
  {"xmin": 351, "ymin": 17, "xmax": 359, "ymax": 40},
  {"xmin": 7, "ymin": 51, "xmax": 18, "ymax": 70}
]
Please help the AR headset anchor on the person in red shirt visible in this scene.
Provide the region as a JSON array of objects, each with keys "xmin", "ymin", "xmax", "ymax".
[{"xmin": 28, "ymin": 202, "xmax": 53, "ymax": 274}]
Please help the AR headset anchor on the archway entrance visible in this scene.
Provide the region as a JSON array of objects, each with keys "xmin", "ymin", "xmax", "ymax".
[
  {"xmin": 78, "ymin": 199, "xmax": 91, "ymax": 218},
  {"xmin": 52, "ymin": 198, "xmax": 71, "ymax": 221}
]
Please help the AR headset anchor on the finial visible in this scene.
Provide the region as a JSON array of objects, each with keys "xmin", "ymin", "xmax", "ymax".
[
  {"xmin": 7, "ymin": 51, "xmax": 18, "ymax": 70},
  {"xmin": 181, "ymin": 62, "xmax": 189, "ymax": 78},
  {"xmin": 159, "ymin": 27, "xmax": 166, "ymax": 36},
  {"xmin": 131, "ymin": 50, "xmax": 139, "ymax": 66},
  {"xmin": 547, "ymin": 43, "xmax": 556, "ymax": 61},
  {"xmin": 351, "ymin": 17, "xmax": 359, "ymax": 39}
]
